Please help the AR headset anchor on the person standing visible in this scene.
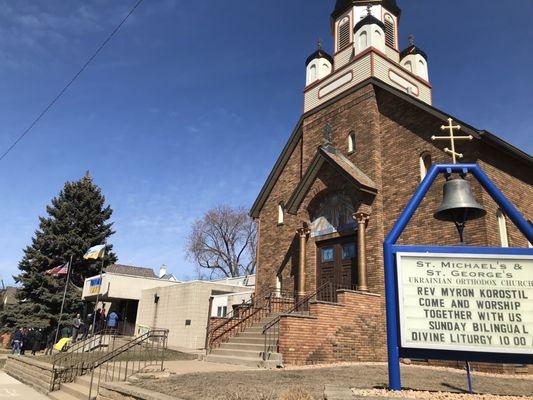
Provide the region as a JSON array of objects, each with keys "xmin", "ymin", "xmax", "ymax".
[
  {"xmin": 11, "ymin": 327, "xmax": 22, "ymax": 355},
  {"xmin": 72, "ymin": 314, "xmax": 81, "ymax": 342},
  {"xmin": 20, "ymin": 328, "xmax": 28, "ymax": 355},
  {"xmin": 100, "ymin": 305, "xmax": 107, "ymax": 332},
  {"xmin": 45, "ymin": 327, "xmax": 57, "ymax": 356},
  {"xmin": 107, "ymin": 311, "xmax": 119, "ymax": 335},
  {"xmin": 31, "ymin": 329, "xmax": 42, "ymax": 356},
  {"xmin": 83, "ymin": 312, "xmax": 93, "ymax": 339}
]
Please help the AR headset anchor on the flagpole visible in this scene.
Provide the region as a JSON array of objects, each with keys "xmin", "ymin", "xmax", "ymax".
[
  {"xmin": 91, "ymin": 245, "xmax": 106, "ymax": 335},
  {"xmin": 55, "ymin": 254, "xmax": 73, "ymax": 344}
]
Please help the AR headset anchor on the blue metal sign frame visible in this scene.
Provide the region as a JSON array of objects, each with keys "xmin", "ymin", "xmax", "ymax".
[{"xmin": 383, "ymin": 164, "xmax": 533, "ymax": 391}]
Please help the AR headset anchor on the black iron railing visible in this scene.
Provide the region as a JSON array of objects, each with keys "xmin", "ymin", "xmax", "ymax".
[
  {"xmin": 50, "ymin": 328, "xmax": 168, "ymax": 398},
  {"xmin": 262, "ymin": 282, "xmax": 355, "ymax": 360},
  {"xmin": 87, "ymin": 328, "xmax": 168, "ymax": 399},
  {"xmin": 50, "ymin": 328, "xmax": 115, "ymax": 391},
  {"xmin": 206, "ymin": 287, "xmax": 295, "ymax": 352}
]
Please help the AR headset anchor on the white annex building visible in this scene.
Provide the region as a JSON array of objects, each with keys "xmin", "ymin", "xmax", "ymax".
[{"xmin": 82, "ymin": 264, "xmax": 255, "ymax": 349}]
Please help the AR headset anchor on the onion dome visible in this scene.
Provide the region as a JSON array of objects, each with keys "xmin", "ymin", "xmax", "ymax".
[
  {"xmin": 354, "ymin": 13, "xmax": 386, "ymax": 33},
  {"xmin": 400, "ymin": 44, "xmax": 428, "ymax": 62},
  {"xmin": 305, "ymin": 48, "xmax": 334, "ymax": 67},
  {"xmin": 332, "ymin": 0, "xmax": 401, "ymax": 20}
]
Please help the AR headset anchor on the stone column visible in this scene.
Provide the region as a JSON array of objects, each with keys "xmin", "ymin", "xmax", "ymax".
[
  {"xmin": 296, "ymin": 226, "xmax": 310, "ymax": 298},
  {"xmin": 353, "ymin": 212, "xmax": 370, "ymax": 291}
]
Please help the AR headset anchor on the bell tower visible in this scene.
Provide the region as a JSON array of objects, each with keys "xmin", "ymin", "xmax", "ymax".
[{"xmin": 304, "ymin": 0, "xmax": 432, "ymax": 112}]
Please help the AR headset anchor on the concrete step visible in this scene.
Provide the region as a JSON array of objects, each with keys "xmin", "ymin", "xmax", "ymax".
[
  {"xmin": 219, "ymin": 342, "xmax": 265, "ymax": 351},
  {"xmin": 230, "ymin": 336, "xmax": 274, "ymax": 345},
  {"xmin": 4, "ymin": 363, "xmax": 51, "ymax": 394},
  {"xmin": 75, "ymin": 374, "xmax": 100, "ymax": 389},
  {"xmin": 60, "ymin": 381, "xmax": 96, "ymax": 400},
  {"xmin": 205, "ymin": 354, "xmax": 279, "ymax": 369},
  {"xmin": 244, "ymin": 325, "xmax": 279, "ymax": 334},
  {"xmin": 210, "ymin": 348, "xmax": 282, "ymax": 360},
  {"xmin": 205, "ymin": 353, "xmax": 261, "ymax": 367},
  {"xmin": 4, "ymin": 363, "xmax": 52, "ymax": 383},
  {"xmin": 48, "ymin": 390, "xmax": 83, "ymax": 400},
  {"xmin": 235, "ymin": 331, "xmax": 270, "ymax": 339}
]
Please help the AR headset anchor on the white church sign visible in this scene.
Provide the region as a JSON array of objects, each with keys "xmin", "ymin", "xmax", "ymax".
[{"xmin": 396, "ymin": 252, "xmax": 533, "ymax": 355}]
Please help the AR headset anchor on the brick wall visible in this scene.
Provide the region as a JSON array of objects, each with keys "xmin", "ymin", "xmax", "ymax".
[
  {"xmin": 254, "ymin": 82, "xmax": 532, "ymax": 370},
  {"xmin": 278, "ymin": 290, "xmax": 386, "ymax": 365}
]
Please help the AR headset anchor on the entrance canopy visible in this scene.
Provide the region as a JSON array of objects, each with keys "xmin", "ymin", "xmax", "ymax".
[{"xmin": 285, "ymin": 144, "xmax": 377, "ymax": 215}]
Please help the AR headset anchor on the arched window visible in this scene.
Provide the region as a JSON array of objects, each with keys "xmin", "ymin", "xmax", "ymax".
[
  {"xmin": 338, "ymin": 17, "xmax": 351, "ymax": 51},
  {"xmin": 419, "ymin": 152, "xmax": 432, "ymax": 181},
  {"xmin": 309, "ymin": 64, "xmax": 317, "ymax": 82},
  {"xmin": 404, "ymin": 60, "xmax": 413, "ymax": 72},
  {"xmin": 358, "ymin": 31, "xmax": 368, "ymax": 50},
  {"xmin": 497, "ymin": 209, "xmax": 509, "ymax": 247},
  {"xmin": 278, "ymin": 203, "xmax": 284, "ymax": 225},
  {"xmin": 348, "ymin": 131, "xmax": 356, "ymax": 153},
  {"xmin": 384, "ymin": 15, "xmax": 395, "ymax": 48},
  {"xmin": 310, "ymin": 192, "xmax": 355, "ymax": 236}
]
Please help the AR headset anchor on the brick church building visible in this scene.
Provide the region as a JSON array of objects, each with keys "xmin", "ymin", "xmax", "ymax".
[{"xmin": 207, "ymin": 0, "xmax": 532, "ymax": 369}]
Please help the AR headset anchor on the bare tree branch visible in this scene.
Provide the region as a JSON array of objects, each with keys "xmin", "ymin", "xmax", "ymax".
[{"xmin": 186, "ymin": 205, "xmax": 257, "ymax": 279}]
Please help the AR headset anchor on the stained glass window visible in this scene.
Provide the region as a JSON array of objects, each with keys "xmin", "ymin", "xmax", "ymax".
[
  {"xmin": 322, "ymin": 247, "xmax": 334, "ymax": 262},
  {"xmin": 342, "ymin": 243, "xmax": 356, "ymax": 260}
]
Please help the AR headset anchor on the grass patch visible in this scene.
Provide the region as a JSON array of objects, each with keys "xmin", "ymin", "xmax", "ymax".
[{"xmin": 136, "ymin": 364, "xmax": 533, "ymax": 400}]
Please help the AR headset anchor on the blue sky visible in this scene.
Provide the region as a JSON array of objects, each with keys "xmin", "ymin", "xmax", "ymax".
[{"xmin": 0, "ymin": 0, "xmax": 531, "ymax": 285}]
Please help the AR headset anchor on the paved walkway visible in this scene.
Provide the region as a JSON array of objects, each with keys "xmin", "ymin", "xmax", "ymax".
[{"xmin": 0, "ymin": 371, "xmax": 48, "ymax": 400}]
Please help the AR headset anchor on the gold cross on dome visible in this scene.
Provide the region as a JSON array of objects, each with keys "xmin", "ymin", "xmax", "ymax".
[{"xmin": 431, "ymin": 118, "xmax": 473, "ymax": 164}]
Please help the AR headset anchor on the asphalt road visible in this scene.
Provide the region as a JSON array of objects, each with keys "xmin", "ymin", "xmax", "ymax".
[{"xmin": 0, "ymin": 371, "xmax": 48, "ymax": 399}]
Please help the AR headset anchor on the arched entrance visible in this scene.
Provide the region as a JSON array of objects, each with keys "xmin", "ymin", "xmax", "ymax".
[{"xmin": 309, "ymin": 192, "xmax": 358, "ymax": 298}]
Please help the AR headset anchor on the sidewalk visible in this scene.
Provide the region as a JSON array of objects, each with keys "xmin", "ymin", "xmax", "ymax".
[{"xmin": 0, "ymin": 371, "xmax": 49, "ymax": 400}]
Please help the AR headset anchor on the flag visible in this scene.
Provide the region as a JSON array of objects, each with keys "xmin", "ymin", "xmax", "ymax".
[
  {"xmin": 83, "ymin": 244, "xmax": 106, "ymax": 260},
  {"xmin": 45, "ymin": 264, "xmax": 69, "ymax": 276}
]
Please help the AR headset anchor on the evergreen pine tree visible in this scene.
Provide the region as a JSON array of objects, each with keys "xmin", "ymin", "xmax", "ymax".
[{"xmin": 2, "ymin": 172, "xmax": 117, "ymax": 329}]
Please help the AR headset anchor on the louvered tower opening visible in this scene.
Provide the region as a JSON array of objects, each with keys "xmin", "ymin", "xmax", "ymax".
[
  {"xmin": 338, "ymin": 19, "xmax": 351, "ymax": 50},
  {"xmin": 385, "ymin": 19, "xmax": 395, "ymax": 47}
]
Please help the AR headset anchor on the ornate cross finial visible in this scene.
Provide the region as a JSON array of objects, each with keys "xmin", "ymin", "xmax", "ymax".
[
  {"xmin": 366, "ymin": 5, "xmax": 372, "ymax": 16},
  {"xmin": 408, "ymin": 34, "xmax": 415, "ymax": 46},
  {"xmin": 317, "ymin": 38, "xmax": 322, "ymax": 50},
  {"xmin": 431, "ymin": 118, "xmax": 473, "ymax": 164},
  {"xmin": 323, "ymin": 123, "xmax": 333, "ymax": 144}
]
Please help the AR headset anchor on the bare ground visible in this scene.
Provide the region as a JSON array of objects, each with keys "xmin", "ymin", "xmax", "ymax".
[{"xmin": 137, "ymin": 363, "xmax": 533, "ymax": 400}]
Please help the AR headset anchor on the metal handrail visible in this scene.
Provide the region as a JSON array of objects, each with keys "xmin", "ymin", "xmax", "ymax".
[
  {"xmin": 207, "ymin": 288, "xmax": 273, "ymax": 348},
  {"xmin": 206, "ymin": 287, "xmax": 294, "ymax": 351},
  {"xmin": 52, "ymin": 327, "xmax": 110, "ymax": 365},
  {"xmin": 262, "ymin": 282, "xmax": 336, "ymax": 360},
  {"xmin": 50, "ymin": 328, "xmax": 118, "ymax": 391},
  {"xmin": 207, "ymin": 287, "xmax": 272, "ymax": 337},
  {"xmin": 88, "ymin": 328, "xmax": 168, "ymax": 400}
]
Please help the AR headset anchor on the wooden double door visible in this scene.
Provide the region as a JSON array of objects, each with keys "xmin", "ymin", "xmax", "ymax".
[{"xmin": 316, "ymin": 235, "xmax": 357, "ymax": 300}]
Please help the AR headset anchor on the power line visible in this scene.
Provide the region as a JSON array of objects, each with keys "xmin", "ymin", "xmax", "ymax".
[{"xmin": 0, "ymin": 0, "xmax": 145, "ymax": 163}]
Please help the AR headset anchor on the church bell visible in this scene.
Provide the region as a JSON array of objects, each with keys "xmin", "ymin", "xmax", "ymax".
[{"xmin": 434, "ymin": 178, "xmax": 486, "ymax": 223}]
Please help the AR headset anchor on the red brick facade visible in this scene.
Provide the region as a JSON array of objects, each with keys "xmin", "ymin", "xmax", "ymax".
[
  {"xmin": 279, "ymin": 290, "xmax": 386, "ymax": 365},
  {"xmin": 252, "ymin": 81, "xmax": 532, "ymax": 366}
]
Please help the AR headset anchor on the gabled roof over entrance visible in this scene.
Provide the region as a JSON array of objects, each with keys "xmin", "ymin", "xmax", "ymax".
[
  {"xmin": 249, "ymin": 77, "xmax": 533, "ymax": 219},
  {"xmin": 285, "ymin": 144, "xmax": 377, "ymax": 215}
]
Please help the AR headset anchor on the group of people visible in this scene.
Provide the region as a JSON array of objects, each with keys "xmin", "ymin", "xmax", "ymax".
[
  {"xmin": 10, "ymin": 305, "xmax": 121, "ymax": 356},
  {"xmin": 10, "ymin": 327, "xmax": 44, "ymax": 356},
  {"xmin": 70, "ymin": 306, "xmax": 120, "ymax": 342}
]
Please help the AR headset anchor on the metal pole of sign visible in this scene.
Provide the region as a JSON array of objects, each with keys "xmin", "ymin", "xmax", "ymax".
[
  {"xmin": 383, "ymin": 165, "xmax": 440, "ymax": 391},
  {"xmin": 465, "ymin": 362, "xmax": 473, "ymax": 394},
  {"xmin": 55, "ymin": 254, "xmax": 74, "ymax": 344},
  {"xmin": 91, "ymin": 246, "xmax": 107, "ymax": 335}
]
